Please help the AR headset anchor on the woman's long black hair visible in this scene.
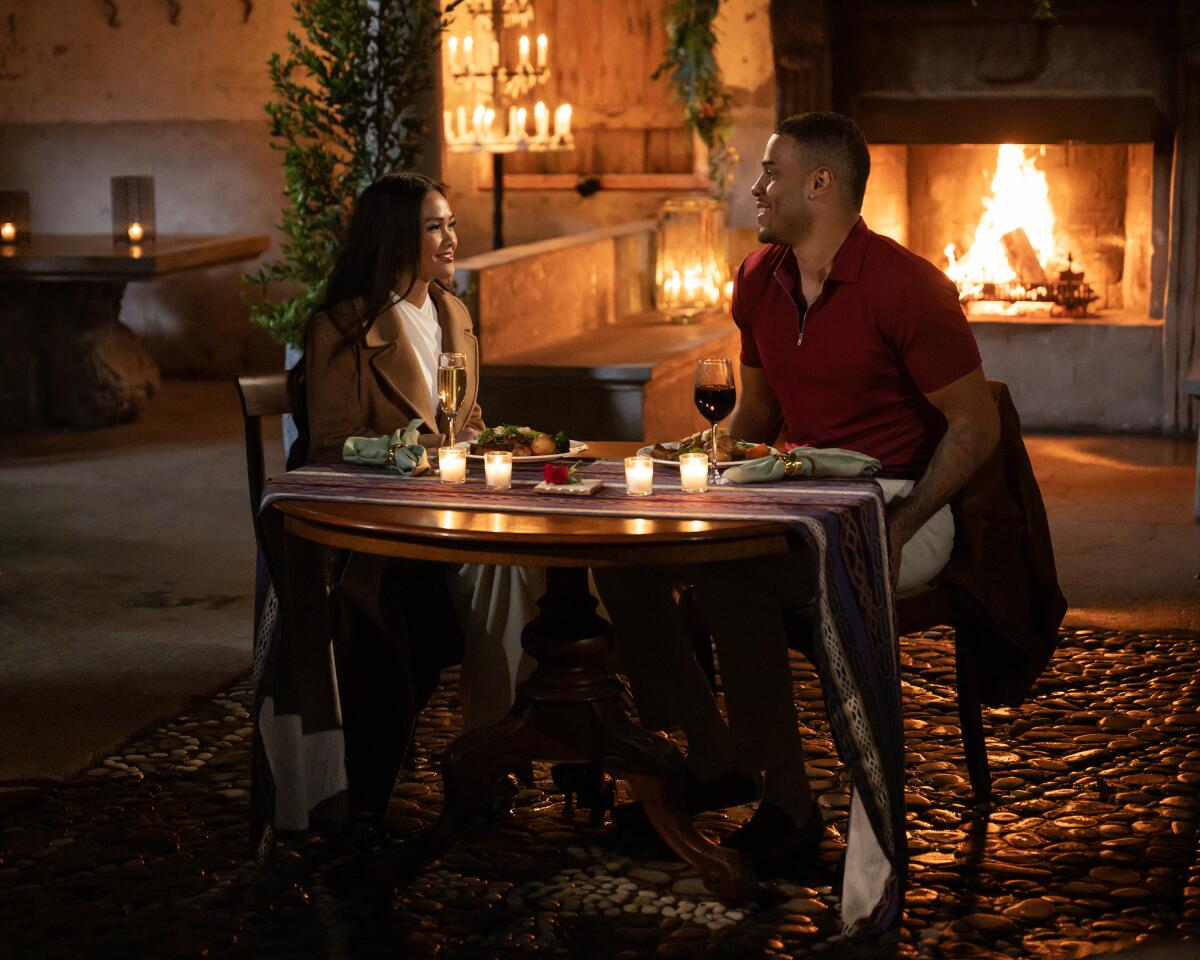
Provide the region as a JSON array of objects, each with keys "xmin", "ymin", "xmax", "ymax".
[
  {"xmin": 288, "ymin": 172, "xmax": 445, "ymax": 468},
  {"xmin": 317, "ymin": 171, "xmax": 446, "ymax": 345}
]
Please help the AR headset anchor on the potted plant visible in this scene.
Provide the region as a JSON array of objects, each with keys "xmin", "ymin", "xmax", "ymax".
[{"xmin": 245, "ymin": 0, "xmax": 459, "ymax": 356}]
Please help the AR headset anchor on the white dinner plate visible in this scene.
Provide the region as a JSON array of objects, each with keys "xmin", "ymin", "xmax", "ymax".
[
  {"xmin": 637, "ymin": 442, "xmax": 777, "ymax": 469},
  {"xmin": 455, "ymin": 440, "xmax": 588, "ymax": 462}
]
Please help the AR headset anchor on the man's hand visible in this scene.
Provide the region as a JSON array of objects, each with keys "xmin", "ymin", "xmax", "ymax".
[
  {"xmin": 885, "ymin": 497, "xmax": 916, "ymax": 587},
  {"xmin": 885, "ymin": 367, "xmax": 1000, "ymax": 586}
]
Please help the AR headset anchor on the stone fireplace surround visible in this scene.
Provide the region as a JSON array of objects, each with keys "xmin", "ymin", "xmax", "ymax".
[{"xmin": 800, "ymin": 0, "xmax": 1196, "ymax": 434}]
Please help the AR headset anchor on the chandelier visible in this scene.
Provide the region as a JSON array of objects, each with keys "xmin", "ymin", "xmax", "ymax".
[{"xmin": 442, "ymin": 0, "xmax": 573, "ymax": 154}]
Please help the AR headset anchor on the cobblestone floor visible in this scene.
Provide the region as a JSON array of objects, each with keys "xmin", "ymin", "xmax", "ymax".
[{"xmin": 2, "ymin": 627, "xmax": 1198, "ymax": 959}]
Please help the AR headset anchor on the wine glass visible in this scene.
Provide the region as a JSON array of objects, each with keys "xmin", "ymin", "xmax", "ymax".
[
  {"xmin": 437, "ymin": 352, "xmax": 467, "ymax": 449},
  {"xmin": 694, "ymin": 357, "xmax": 735, "ymax": 486}
]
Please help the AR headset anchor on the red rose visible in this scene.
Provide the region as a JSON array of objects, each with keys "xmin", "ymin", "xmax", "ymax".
[
  {"xmin": 700, "ymin": 103, "xmax": 715, "ymax": 118},
  {"xmin": 544, "ymin": 463, "xmax": 571, "ymax": 485}
]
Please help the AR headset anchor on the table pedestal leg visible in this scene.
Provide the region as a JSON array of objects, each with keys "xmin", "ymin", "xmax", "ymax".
[{"xmin": 423, "ymin": 566, "xmax": 756, "ymax": 900}]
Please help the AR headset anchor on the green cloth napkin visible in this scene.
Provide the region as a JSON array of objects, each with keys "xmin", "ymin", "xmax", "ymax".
[
  {"xmin": 724, "ymin": 447, "xmax": 881, "ymax": 484},
  {"xmin": 342, "ymin": 418, "xmax": 431, "ymax": 476}
]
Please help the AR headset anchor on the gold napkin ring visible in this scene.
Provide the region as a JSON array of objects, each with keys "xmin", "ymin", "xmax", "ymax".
[
  {"xmin": 385, "ymin": 441, "xmax": 406, "ymax": 468},
  {"xmin": 781, "ymin": 454, "xmax": 804, "ymax": 478}
]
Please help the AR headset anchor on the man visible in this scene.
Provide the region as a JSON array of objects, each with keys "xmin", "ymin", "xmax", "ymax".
[{"xmin": 595, "ymin": 111, "xmax": 1000, "ymax": 870}]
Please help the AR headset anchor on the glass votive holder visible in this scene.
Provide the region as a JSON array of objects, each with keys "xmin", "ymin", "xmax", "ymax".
[
  {"xmin": 484, "ymin": 450, "xmax": 512, "ymax": 490},
  {"xmin": 678, "ymin": 452, "xmax": 709, "ymax": 493},
  {"xmin": 624, "ymin": 455, "xmax": 654, "ymax": 496},
  {"xmin": 438, "ymin": 447, "xmax": 467, "ymax": 484}
]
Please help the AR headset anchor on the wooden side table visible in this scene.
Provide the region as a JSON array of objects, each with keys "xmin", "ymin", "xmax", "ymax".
[{"xmin": 0, "ymin": 233, "xmax": 268, "ymax": 429}]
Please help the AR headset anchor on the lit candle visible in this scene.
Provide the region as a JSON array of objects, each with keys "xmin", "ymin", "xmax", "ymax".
[
  {"xmin": 624, "ymin": 455, "xmax": 654, "ymax": 496},
  {"xmin": 448, "ymin": 35, "xmax": 459, "ymax": 72},
  {"xmin": 456, "ymin": 105, "xmax": 467, "ymax": 140},
  {"xmin": 127, "ymin": 221, "xmax": 144, "ymax": 243},
  {"xmin": 536, "ymin": 33, "xmax": 547, "ymax": 69},
  {"xmin": 679, "ymin": 452, "xmax": 709, "ymax": 493},
  {"xmin": 483, "ymin": 107, "xmax": 496, "ymax": 139},
  {"xmin": 507, "ymin": 106, "xmax": 518, "ymax": 140},
  {"xmin": 723, "ymin": 280, "xmax": 734, "ymax": 302},
  {"xmin": 518, "ymin": 34, "xmax": 530, "ymax": 69},
  {"xmin": 472, "ymin": 105, "xmax": 484, "ymax": 138},
  {"xmin": 443, "ymin": 110, "xmax": 456, "ymax": 143},
  {"xmin": 439, "ymin": 447, "xmax": 467, "ymax": 484},
  {"xmin": 558, "ymin": 103, "xmax": 571, "ymax": 138},
  {"xmin": 534, "ymin": 101, "xmax": 549, "ymax": 139},
  {"xmin": 463, "ymin": 34, "xmax": 474, "ymax": 69},
  {"xmin": 0, "ymin": 222, "xmax": 14, "ymax": 243},
  {"xmin": 484, "ymin": 451, "xmax": 513, "ymax": 491},
  {"xmin": 515, "ymin": 106, "xmax": 527, "ymax": 139},
  {"xmin": 490, "ymin": 39, "xmax": 500, "ymax": 70}
]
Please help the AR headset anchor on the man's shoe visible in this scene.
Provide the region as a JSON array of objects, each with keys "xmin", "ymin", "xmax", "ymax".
[
  {"xmin": 613, "ymin": 768, "xmax": 759, "ymax": 828},
  {"xmin": 720, "ymin": 799, "xmax": 824, "ymax": 875}
]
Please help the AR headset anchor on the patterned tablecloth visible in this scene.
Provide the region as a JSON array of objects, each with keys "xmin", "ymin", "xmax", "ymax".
[{"xmin": 253, "ymin": 459, "xmax": 907, "ymax": 934}]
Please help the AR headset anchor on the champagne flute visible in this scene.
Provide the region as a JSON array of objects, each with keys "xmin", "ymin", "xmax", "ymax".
[
  {"xmin": 437, "ymin": 352, "xmax": 467, "ymax": 450},
  {"xmin": 694, "ymin": 357, "xmax": 736, "ymax": 487}
]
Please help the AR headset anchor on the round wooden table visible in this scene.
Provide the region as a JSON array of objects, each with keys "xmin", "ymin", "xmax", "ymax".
[{"xmin": 265, "ymin": 460, "xmax": 794, "ymax": 899}]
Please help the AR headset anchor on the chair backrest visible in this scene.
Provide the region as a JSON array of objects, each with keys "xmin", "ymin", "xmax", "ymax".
[{"xmin": 234, "ymin": 373, "xmax": 291, "ymax": 530}]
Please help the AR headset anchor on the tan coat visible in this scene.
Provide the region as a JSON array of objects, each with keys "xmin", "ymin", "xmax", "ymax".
[{"xmin": 305, "ymin": 283, "xmax": 485, "ymax": 464}]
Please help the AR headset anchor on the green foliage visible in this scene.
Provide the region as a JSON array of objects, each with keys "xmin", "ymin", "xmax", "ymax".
[
  {"xmin": 653, "ymin": 0, "xmax": 738, "ymax": 200},
  {"xmin": 244, "ymin": 0, "xmax": 460, "ymax": 348}
]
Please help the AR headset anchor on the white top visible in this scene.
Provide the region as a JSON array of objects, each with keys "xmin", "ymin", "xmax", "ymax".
[{"xmin": 394, "ymin": 292, "xmax": 443, "ymax": 413}]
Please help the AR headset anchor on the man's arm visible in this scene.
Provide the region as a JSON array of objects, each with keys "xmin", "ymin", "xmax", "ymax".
[
  {"xmin": 887, "ymin": 366, "xmax": 1000, "ymax": 573},
  {"xmin": 729, "ymin": 364, "xmax": 784, "ymax": 444}
]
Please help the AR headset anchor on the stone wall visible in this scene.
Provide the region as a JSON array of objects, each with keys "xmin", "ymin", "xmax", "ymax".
[{"xmin": 0, "ymin": 0, "xmax": 776, "ymax": 375}]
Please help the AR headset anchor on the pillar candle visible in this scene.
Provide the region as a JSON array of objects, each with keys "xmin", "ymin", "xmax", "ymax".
[
  {"xmin": 456, "ymin": 105, "xmax": 467, "ymax": 140},
  {"xmin": 484, "ymin": 451, "xmax": 513, "ymax": 491},
  {"xmin": 536, "ymin": 33, "xmax": 547, "ymax": 69},
  {"xmin": 534, "ymin": 101, "xmax": 549, "ymax": 139},
  {"xmin": 443, "ymin": 110, "xmax": 456, "ymax": 143},
  {"xmin": 624, "ymin": 456, "xmax": 653, "ymax": 496},
  {"xmin": 515, "ymin": 106, "xmax": 527, "ymax": 139},
  {"xmin": 448, "ymin": 36, "xmax": 459, "ymax": 72},
  {"xmin": 679, "ymin": 452, "xmax": 709, "ymax": 493},
  {"xmin": 439, "ymin": 448, "xmax": 467, "ymax": 484},
  {"xmin": 518, "ymin": 35, "xmax": 530, "ymax": 69},
  {"xmin": 463, "ymin": 34, "xmax": 474, "ymax": 69}
]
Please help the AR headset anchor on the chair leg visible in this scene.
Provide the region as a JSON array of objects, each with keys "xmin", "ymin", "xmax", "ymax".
[{"xmin": 954, "ymin": 633, "xmax": 992, "ymax": 803}]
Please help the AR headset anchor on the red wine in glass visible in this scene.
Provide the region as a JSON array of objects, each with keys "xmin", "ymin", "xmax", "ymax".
[
  {"xmin": 694, "ymin": 384, "xmax": 736, "ymax": 422},
  {"xmin": 694, "ymin": 357, "xmax": 735, "ymax": 484}
]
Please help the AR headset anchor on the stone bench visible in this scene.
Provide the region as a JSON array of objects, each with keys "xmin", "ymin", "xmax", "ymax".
[
  {"xmin": 455, "ymin": 221, "xmax": 739, "ymax": 442},
  {"xmin": 1185, "ymin": 358, "xmax": 1200, "ymax": 521}
]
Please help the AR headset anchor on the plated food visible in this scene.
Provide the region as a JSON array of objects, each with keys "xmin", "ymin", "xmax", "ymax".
[
  {"xmin": 645, "ymin": 428, "xmax": 772, "ymax": 467},
  {"xmin": 466, "ymin": 425, "xmax": 586, "ymax": 461}
]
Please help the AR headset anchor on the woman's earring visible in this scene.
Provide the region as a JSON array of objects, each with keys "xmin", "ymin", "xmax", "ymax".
[{"xmin": 807, "ymin": 193, "xmax": 815, "ymax": 201}]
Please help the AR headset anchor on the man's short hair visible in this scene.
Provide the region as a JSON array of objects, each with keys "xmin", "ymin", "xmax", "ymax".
[{"xmin": 775, "ymin": 112, "xmax": 871, "ymax": 211}]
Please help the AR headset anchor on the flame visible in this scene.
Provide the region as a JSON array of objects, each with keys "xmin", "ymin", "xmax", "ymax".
[{"xmin": 944, "ymin": 144, "xmax": 1066, "ymax": 293}]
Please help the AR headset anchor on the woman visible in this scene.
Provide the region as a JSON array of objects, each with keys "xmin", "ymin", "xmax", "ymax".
[{"xmin": 297, "ymin": 173, "xmax": 540, "ymax": 809}]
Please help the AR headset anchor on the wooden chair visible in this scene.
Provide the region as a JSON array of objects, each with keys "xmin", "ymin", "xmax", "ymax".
[{"xmin": 234, "ymin": 372, "xmax": 291, "ymax": 533}]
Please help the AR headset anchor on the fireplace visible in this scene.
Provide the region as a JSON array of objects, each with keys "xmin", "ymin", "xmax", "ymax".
[
  {"xmin": 766, "ymin": 0, "xmax": 1200, "ymax": 433},
  {"xmin": 866, "ymin": 141, "xmax": 1155, "ymax": 322}
]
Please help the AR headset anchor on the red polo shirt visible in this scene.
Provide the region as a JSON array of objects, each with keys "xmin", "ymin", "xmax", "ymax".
[{"xmin": 732, "ymin": 218, "xmax": 981, "ymax": 479}]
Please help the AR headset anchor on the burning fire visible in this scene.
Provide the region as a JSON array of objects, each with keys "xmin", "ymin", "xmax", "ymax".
[{"xmin": 944, "ymin": 144, "xmax": 1073, "ymax": 301}]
